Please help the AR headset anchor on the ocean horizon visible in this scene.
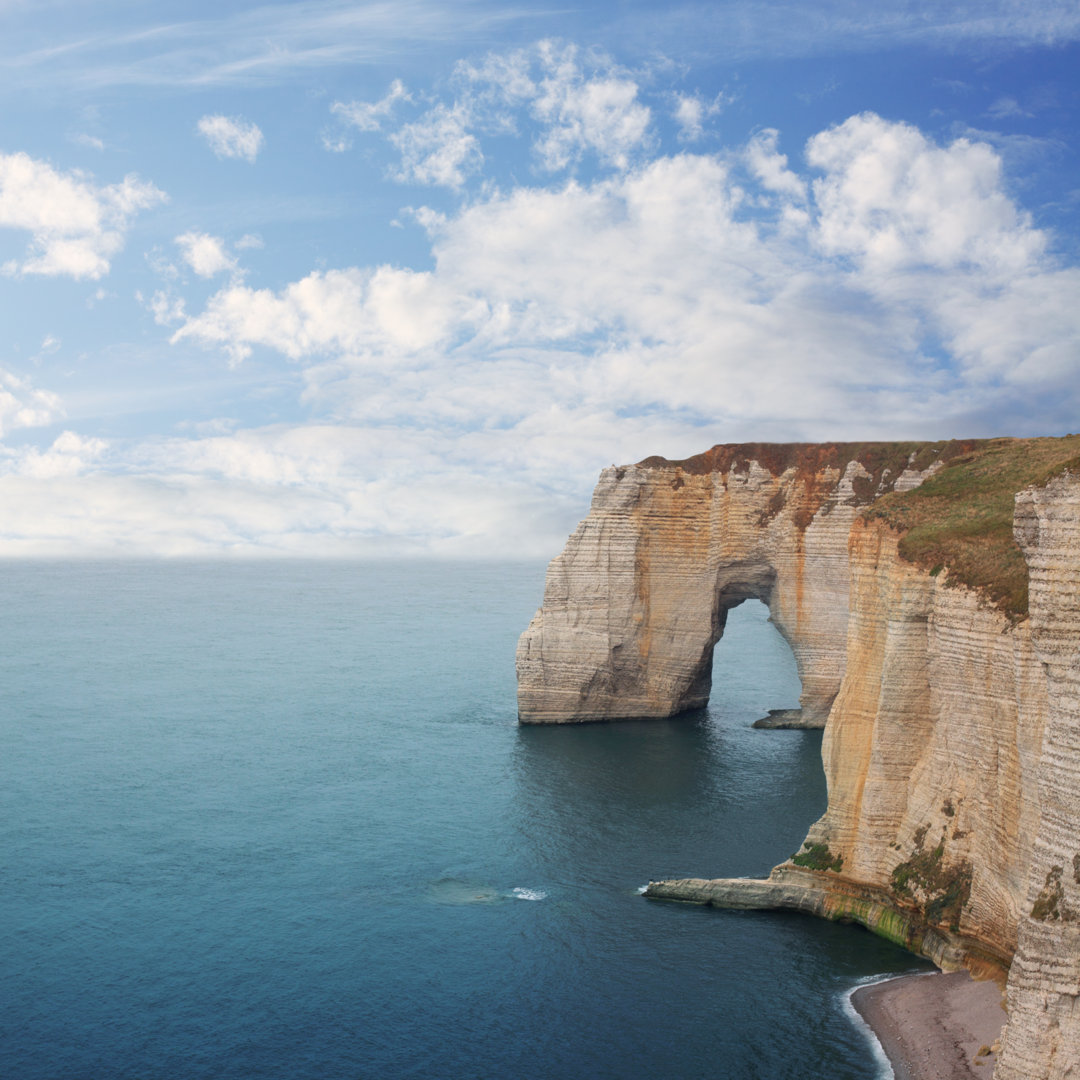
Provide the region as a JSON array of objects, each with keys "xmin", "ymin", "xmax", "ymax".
[{"xmin": 0, "ymin": 559, "xmax": 930, "ymax": 1078}]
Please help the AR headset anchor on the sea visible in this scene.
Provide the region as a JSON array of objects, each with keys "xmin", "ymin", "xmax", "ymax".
[{"xmin": 0, "ymin": 560, "xmax": 931, "ymax": 1079}]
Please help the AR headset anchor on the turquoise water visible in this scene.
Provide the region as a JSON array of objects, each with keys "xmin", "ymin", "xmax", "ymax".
[{"xmin": 0, "ymin": 561, "xmax": 928, "ymax": 1078}]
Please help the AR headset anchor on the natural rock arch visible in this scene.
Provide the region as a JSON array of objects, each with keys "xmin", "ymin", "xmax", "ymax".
[{"xmin": 516, "ymin": 457, "xmax": 866, "ymax": 724}]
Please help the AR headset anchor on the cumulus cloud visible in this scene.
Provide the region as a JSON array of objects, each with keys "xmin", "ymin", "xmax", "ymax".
[
  {"xmin": 15, "ymin": 430, "xmax": 107, "ymax": 479},
  {"xmin": 197, "ymin": 114, "xmax": 263, "ymax": 162},
  {"xmin": 530, "ymin": 41, "xmax": 651, "ymax": 171},
  {"xmin": 745, "ymin": 128, "xmax": 807, "ymax": 201},
  {"xmin": 808, "ymin": 113, "xmax": 1045, "ymax": 276},
  {"xmin": 172, "ymin": 265, "xmax": 475, "ymax": 365},
  {"xmin": 147, "ymin": 288, "xmax": 186, "ymax": 326},
  {"xmin": 336, "ymin": 42, "xmax": 653, "ymax": 188},
  {"xmin": 456, "ymin": 48, "xmax": 536, "ymax": 109},
  {"xmin": 672, "ymin": 91, "xmax": 733, "ymax": 142},
  {"xmin": 0, "ymin": 152, "xmax": 165, "ymax": 279},
  {"xmin": 390, "ymin": 103, "xmax": 482, "ymax": 189},
  {"xmin": 673, "ymin": 95, "xmax": 707, "ymax": 142},
  {"xmin": 175, "ymin": 231, "xmax": 237, "ymax": 278},
  {"xmin": 798, "ymin": 113, "xmax": 1080, "ymax": 392}
]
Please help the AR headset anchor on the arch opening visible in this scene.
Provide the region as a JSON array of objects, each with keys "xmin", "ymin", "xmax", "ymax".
[
  {"xmin": 707, "ymin": 599, "xmax": 803, "ymax": 727},
  {"xmin": 672, "ymin": 563, "xmax": 836, "ymax": 728}
]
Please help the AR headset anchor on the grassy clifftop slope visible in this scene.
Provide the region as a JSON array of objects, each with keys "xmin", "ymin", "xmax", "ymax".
[{"xmin": 863, "ymin": 435, "xmax": 1080, "ymax": 617}]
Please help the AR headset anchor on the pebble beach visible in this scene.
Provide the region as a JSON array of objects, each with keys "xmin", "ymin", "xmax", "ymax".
[{"xmin": 853, "ymin": 970, "xmax": 1008, "ymax": 1080}]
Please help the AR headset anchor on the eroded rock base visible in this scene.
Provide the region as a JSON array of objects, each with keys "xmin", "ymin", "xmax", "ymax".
[{"xmin": 644, "ymin": 867, "xmax": 1009, "ymax": 981}]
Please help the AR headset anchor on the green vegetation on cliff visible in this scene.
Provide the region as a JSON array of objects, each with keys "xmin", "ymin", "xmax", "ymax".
[
  {"xmin": 890, "ymin": 824, "xmax": 973, "ymax": 932},
  {"xmin": 864, "ymin": 435, "xmax": 1080, "ymax": 617},
  {"xmin": 791, "ymin": 841, "xmax": 844, "ymax": 873}
]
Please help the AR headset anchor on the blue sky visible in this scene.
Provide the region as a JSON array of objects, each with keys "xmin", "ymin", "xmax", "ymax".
[{"xmin": 0, "ymin": 0, "xmax": 1078, "ymax": 556}]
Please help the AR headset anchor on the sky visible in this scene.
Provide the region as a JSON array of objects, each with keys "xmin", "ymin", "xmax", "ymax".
[{"xmin": 0, "ymin": 0, "xmax": 1078, "ymax": 558}]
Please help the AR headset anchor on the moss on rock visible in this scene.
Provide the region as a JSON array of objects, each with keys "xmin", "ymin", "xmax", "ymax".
[{"xmin": 791, "ymin": 841, "xmax": 844, "ymax": 873}]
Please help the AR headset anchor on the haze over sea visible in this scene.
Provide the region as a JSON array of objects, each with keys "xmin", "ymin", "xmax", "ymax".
[{"xmin": 1, "ymin": 560, "xmax": 929, "ymax": 1078}]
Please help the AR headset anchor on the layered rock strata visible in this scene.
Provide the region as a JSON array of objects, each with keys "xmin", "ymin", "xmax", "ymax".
[
  {"xmin": 518, "ymin": 443, "xmax": 1080, "ymax": 1080},
  {"xmin": 995, "ymin": 477, "xmax": 1080, "ymax": 1080}
]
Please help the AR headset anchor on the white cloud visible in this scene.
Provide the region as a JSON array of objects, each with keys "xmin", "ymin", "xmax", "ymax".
[
  {"xmin": 390, "ymin": 103, "xmax": 482, "ymax": 189},
  {"xmin": 530, "ymin": 41, "xmax": 651, "ymax": 171},
  {"xmin": 936, "ymin": 267, "xmax": 1080, "ymax": 386},
  {"xmin": 0, "ymin": 152, "xmax": 165, "ymax": 279},
  {"xmin": 331, "ymin": 79, "xmax": 410, "ymax": 133},
  {"xmin": 360, "ymin": 42, "xmax": 653, "ymax": 186},
  {"xmin": 176, "ymin": 113, "xmax": 1078, "ymax": 442},
  {"xmin": 0, "ymin": 422, "xmax": 599, "ymax": 558},
  {"xmin": 456, "ymin": 48, "xmax": 536, "ymax": 108},
  {"xmin": 148, "ymin": 288, "xmax": 186, "ymax": 326},
  {"xmin": 673, "ymin": 94, "xmax": 706, "ymax": 142},
  {"xmin": 745, "ymin": 128, "xmax": 806, "ymax": 202},
  {"xmin": 177, "ymin": 417, "xmax": 240, "ymax": 437},
  {"xmin": 175, "ymin": 231, "xmax": 237, "ymax": 278},
  {"xmin": 672, "ymin": 91, "xmax": 733, "ymax": 142},
  {"xmin": 162, "ymin": 148, "xmax": 826, "ymax": 440},
  {"xmin": 16, "ymin": 430, "xmax": 107, "ymax": 479},
  {"xmin": 197, "ymin": 114, "xmax": 263, "ymax": 163},
  {"xmin": 987, "ymin": 95, "xmax": 1032, "ymax": 119},
  {"xmin": 808, "ymin": 112, "xmax": 1044, "ymax": 276},
  {"xmin": 322, "ymin": 134, "xmax": 351, "ymax": 154},
  {"xmin": 0, "ymin": 368, "xmax": 64, "ymax": 436},
  {"xmin": 172, "ymin": 265, "xmax": 474, "ymax": 365}
]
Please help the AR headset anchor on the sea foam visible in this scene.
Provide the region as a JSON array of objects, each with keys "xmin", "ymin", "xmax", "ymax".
[
  {"xmin": 511, "ymin": 887, "xmax": 547, "ymax": 901},
  {"xmin": 840, "ymin": 974, "xmax": 901, "ymax": 1080}
]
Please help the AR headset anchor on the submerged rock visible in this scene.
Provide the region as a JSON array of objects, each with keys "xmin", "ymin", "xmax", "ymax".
[{"xmin": 751, "ymin": 708, "xmax": 814, "ymax": 729}]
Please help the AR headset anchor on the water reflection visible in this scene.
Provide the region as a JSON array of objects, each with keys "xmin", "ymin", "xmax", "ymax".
[{"xmin": 511, "ymin": 601, "xmax": 829, "ymax": 887}]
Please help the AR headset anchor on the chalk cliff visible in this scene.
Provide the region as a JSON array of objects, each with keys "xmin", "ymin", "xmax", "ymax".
[{"xmin": 516, "ymin": 439, "xmax": 1080, "ymax": 1080}]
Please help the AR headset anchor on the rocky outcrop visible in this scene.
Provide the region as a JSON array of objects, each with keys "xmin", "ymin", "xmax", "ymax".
[
  {"xmin": 644, "ymin": 867, "xmax": 978, "ymax": 973},
  {"xmin": 517, "ymin": 441, "xmax": 1080, "ymax": 1080}
]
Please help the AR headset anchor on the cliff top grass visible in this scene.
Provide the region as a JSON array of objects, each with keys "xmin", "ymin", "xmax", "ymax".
[{"xmin": 863, "ymin": 435, "xmax": 1080, "ymax": 617}]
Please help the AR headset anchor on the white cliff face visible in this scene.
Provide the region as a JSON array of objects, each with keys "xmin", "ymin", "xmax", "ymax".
[
  {"xmin": 809, "ymin": 517, "xmax": 1048, "ymax": 968},
  {"xmin": 518, "ymin": 445, "xmax": 1080, "ymax": 1080}
]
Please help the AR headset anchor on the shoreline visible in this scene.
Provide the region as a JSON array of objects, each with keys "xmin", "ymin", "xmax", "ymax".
[{"xmin": 851, "ymin": 970, "xmax": 1007, "ymax": 1080}]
